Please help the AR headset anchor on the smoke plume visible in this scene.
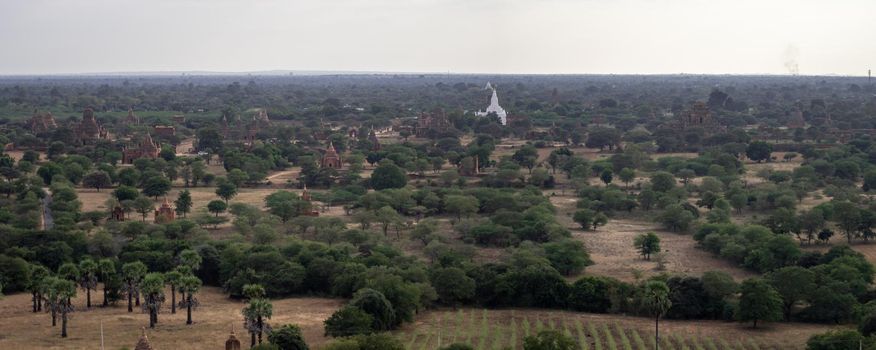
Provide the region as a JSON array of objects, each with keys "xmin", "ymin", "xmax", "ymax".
[{"xmin": 784, "ymin": 45, "xmax": 800, "ymax": 76}]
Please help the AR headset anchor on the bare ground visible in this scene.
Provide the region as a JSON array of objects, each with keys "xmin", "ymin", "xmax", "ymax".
[{"xmin": 0, "ymin": 287, "xmax": 343, "ymax": 350}]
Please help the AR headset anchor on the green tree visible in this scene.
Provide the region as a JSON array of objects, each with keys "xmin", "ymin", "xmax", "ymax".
[
  {"xmin": 737, "ymin": 278, "xmax": 782, "ymax": 328},
  {"xmin": 216, "ymin": 178, "xmax": 238, "ymax": 204},
  {"xmin": 269, "ymin": 324, "xmax": 309, "ymax": 350},
  {"xmin": 243, "ymin": 284, "xmax": 273, "ymax": 347},
  {"xmin": 429, "ymin": 267, "xmax": 476, "ymax": 305},
  {"xmin": 175, "ymin": 190, "xmax": 193, "ymax": 218},
  {"xmin": 833, "ymin": 201, "xmax": 861, "ymax": 243},
  {"xmin": 207, "ymin": 199, "xmax": 228, "ymax": 217},
  {"xmin": 324, "ymin": 306, "xmax": 375, "ymax": 337},
  {"xmin": 178, "ymin": 274, "xmax": 201, "ymax": 325},
  {"xmin": 142, "ymin": 175, "xmax": 171, "ymax": 199},
  {"xmin": 97, "ymin": 259, "xmax": 116, "ymax": 307},
  {"xmin": 122, "ymin": 261, "xmax": 147, "ymax": 312},
  {"xmin": 371, "ymin": 161, "xmax": 407, "ymax": 190},
  {"xmin": 374, "ymin": 206, "xmax": 401, "ymax": 237},
  {"xmin": 82, "ymin": 171, "xmax": 112, "ymax": 192},
  {"xmin": 132, "ymin": 196, "xmax": 154, "ymax": 222},
  {"xmin": 49, "ymin": 278, "xmax": 77, "ymax": 337},
  {"xmin": 599, "ymin": 169, "xmax": 613, "ymax": 185},
  {"xmin": 542, "ymin": 239, "xmax": 591, "ymax": 275},
  {"xmin": 634, "ymin": 232, "xmax": 661, "ymax": 260},
  {"xmin": 141, "ymin": 272, "xmax": 166, "ymax": 328},
  {"xmin": 746, "ymin": 141, "xmax": 773, "ymax": 163},
  {"xmin": 165, "ymin": 269, "xmax": 183, "ymax": 314},
  {"xmin": 650, "ymin": 172, "xmax": 676, "ymax": 192},
  {"xmin": 443, "ymin": 195, "xmax": 479, "ymax": 221},
  {"xmin": 77, "ymin": 258, "xmax": 98, "ymax": 308},
  {"xmin": 767, "ymin": 266, "xmax": 815, "ymax": 321},
  {"xmin": 27, "ymin": 264, "xmax": 50, "ymax": 312},
  {"xmin": 640, "ymin": 280, "xmax": 672, "ymax": 350},
  {"xmin": 618, "ymin": 167, "xmax": 635, "ymax": 188}
]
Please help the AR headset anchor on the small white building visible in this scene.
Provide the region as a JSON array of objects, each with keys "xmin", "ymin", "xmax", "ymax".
[{"xmin": 476, "ymin": 83, "xmax": 508, "ymax": 125}]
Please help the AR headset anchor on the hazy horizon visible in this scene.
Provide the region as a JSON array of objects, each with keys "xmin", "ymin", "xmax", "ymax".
[{"xmin": 1, "ymin": 0, "xmax": 873, "ymax": 76}]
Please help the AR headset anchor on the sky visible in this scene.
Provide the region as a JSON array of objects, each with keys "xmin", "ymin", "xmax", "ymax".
[{"xmin": 0, "ymin": 0, "xmax": 873, "ymax": 75}]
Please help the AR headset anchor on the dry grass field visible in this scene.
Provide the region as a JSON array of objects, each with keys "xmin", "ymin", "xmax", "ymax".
[{"xmin": 0, "ymin": 287, "xmax": 343, "ymax": 350}]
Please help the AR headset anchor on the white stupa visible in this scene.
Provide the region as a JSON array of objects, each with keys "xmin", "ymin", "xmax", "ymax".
[{"xmin": 476, "ymin": 84, "xmax": 507, "ymax": 125}]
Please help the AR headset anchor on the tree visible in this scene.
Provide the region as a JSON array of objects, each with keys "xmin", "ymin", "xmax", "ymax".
[
  {"xmin": 350, "ymin": 288, "xmax": 396, "ymax": 332},
  {"xmin": 807, "ymin": 330, "xmax": 873, "ymax": 350},
  {"xmin": 207, "ymin": 200, "xmax": 228, "ymax": 217},
  {"xmin": 77, "ymin": 258, "xmax": 98, "ymax": 308},
  {"xmin": 97, "ymin": 259, "xmax": 116, "ymax": 307},
  {"xmin": 833, "ymin": 201, "xmax": 861, "ymax": 243},
  {"xmin": 523, "ymin": 330, "xmax": 576, "ymax": 350},
  {"xmin": 216, "ymin": 179, "xmax": 238, "ymax": 203},
  {"xmin": 573, "ymin": 209, "xmax": 596, "ymax": 230},
  {"xmin": 178, "ymin": 274, "xmax": 201, "ymax": 325},
  {"xmin": 132, "ymin": 196, "xmax": 154, "ymax": 222},
  {"xmin": 269, "ymin": 324, "xmax": 309, "ymax": 350},
  {"xmin": 429, "ymin": 267, "xmax": 476, "ymax": 305},
  {"xmin": 82, "ymin": 171, "xmax": 112, "ymax": 192},
  {"xmin": 746, "ymin": 141, "xmax": 773, "ymax": 163},
  {"xmin": 324, "ymin": 306, "xmax": 375, "ymax": 337},
  {"xmin": 599, "ymin": 169, "xmax": 613, "ymax": 185},
  {"xmin": 656, "ymin": 205, "xmax": 695, "ymax": 232},
  {"xmin": 640, "ymin": 280, "xmax": 671, "ymax": 350},
  {"xmin": 443, "ymin": 195, "xmax": 479, "ymax": 221},
  {"xmin": 243, "ymin": 284, "xmax": 273, "ymax": 347},
  {"xmin": 618, "ymin": 168, "xmax": 635, "ymax": 188},
  {"xmin": 634, "ymin": 232, "xmax": 661, "ymax": 260},
  {"xmin": 175, "ymin": 190, "xmax": 193, "ymax": 218},
  {"xmin": 142, "ymin": 175, "xmax": 171, "ymax": 199},
  {"xmin": 767, "ymin": 266, "xmax": 815, "ymax": 321},
  {"xmin": 542, "ymin": 240, "xmax": 591, "ymax": 275},
  {"xmin": 49, "ymin": 278, "xmax": 76, "ymax": 338},
  {"xmin": 371, "ymin": 161, "xmax": 407, "ymax": 190},
  {"xmin": 650, "ymin": 172, "xmax": 676, "ymax": 192},
  {"xmin": 736, "ymin": 278, "xmax": 782, "ymax": 328},
  {"xmin": 165, "ymin": 269, "xmax": 183, "ymax": 314},
  {"xmin": 122, "ymin": 261, "xmax": 147, "ymax": 312},
  {"xmin": 27, "ymin": 264, "xmax": 50, "ymax": 313},
  {"xmin": 141, "ymin": 272, "xmax": 166, "ymax": 328},
  {"xmin": 512, "ymin": 145, "xmax": 539, "ymax": 173},
  {"xmin": 374, "ymin": 206, "xmax": 402, "ymax": 237}
]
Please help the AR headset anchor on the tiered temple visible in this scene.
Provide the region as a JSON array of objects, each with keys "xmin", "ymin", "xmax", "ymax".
[
  {"xmin": 476, "ymin": 84, "xmax": 508, "ymax": 125},
  {"xmin": 75, "ymin": 108, "xmax": 107, "ymax": 144},
  {"xmin": 123, "ymin": 133, "xmax": 160, "ymax": 164},
  {"xmin": 320, "ymin": 141, "xmax": 342, "ymax": 169},
  {"xmin": 27, "ymin": 110, "xmax": 57, "ymax": 134}
]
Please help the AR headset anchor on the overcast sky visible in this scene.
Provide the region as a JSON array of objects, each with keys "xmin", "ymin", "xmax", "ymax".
[{"xmin": 0, "ymin": 0, "xmax": 873, "ymax": 75}]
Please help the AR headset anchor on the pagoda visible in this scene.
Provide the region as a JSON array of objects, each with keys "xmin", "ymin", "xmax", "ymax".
[
  {"xmin": 476, "ymin": 84, "xmax": 508, "ymax": 125},
  {"xmin": 154, "ymin": 197, "xmax": 176, "ymax": 224},
  {"xmin": 75, "ymin": 108, "xmax": 106, "ymax": 145},
  {"xmin": 320, "ymin": 141, "xmax": 342, "ymax": 169}
]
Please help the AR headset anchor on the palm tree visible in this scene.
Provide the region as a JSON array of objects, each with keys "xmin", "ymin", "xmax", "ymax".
[
  {"xmin": 122, "ymin": 261, "xmax": 147, "ymax": 312},
  {"xmin": 78, "ymin": 258, "xmax": 98, "ymax": 308},
  {"xmin": 178, "ymin": 275, "xmax": 202, "ymax": 325},
  {"xmin": 27, "ymin": 264, "xmax": 50, "ymax": 313},
  {"xmin": 640, "ymin": 280, "xmax": 672, "ymax": 350},
  {"xmin": 165, "ymin": 269, "xmax": 183, "ymax": 314},
  {"xmin": 97, "ymin": 259, "xmax": 116, "ymax": 307},
  {"xmin": 241, "ymin": 284, "xmax": 272, "ymax": 347},
  {"xmin": 43, "ymin": 277, "xmax": 63, "ymax": 327},
  {"xmin": 140, "ymin": 273, "xmax": 165, "ymax": 328},
  {"xmin": 46, "ymin": 277, "xmax": 76, "ymax": 337},
  {"xmin": 56, "ymin": 263, "xmax": 79, "ymax": 306},
  {"xmin": 177, "ymin": 249, "xmax": 202, "ymax": 272}
]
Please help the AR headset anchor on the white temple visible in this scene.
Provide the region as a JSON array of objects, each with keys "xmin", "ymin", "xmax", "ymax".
[{"xmin": 476, "ymin": 84, "xmax": 508, "ymax": 125}]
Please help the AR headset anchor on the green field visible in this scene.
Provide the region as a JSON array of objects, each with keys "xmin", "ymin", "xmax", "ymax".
[{"xmin": 396, "ymin": 309, "xmax": 775, "ymax": 350}]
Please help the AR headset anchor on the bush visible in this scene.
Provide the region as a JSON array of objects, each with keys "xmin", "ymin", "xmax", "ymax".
[
  {"xmin": 325, "ymin": 306, "xmax": 375, "ymax": 337},
  {"xmin": 268, "ymin": 324, "xmax": 308, "ymax": 350}
]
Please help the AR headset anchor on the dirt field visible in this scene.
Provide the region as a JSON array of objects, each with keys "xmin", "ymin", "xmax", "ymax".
[
  {"xmin": 0, "ymin": 287, "xmax": 343, "ymax": 350},
  {"xmin": 549, "ymin": 194, "xmax": 754, "ymax": 282},
  {"xmin": 396, "ymin": 308, "xmax": 840, "ymax": 350}
]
